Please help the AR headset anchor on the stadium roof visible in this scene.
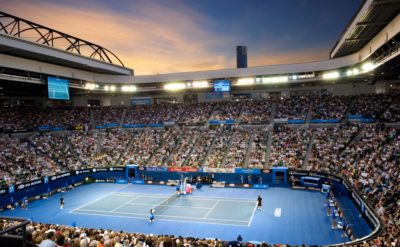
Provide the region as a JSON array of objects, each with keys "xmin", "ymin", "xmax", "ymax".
[
  {"xmin": 330, "ymin": 0, "xmax": 400, "ymax": 59},
  {"xmin": 0, "ymin": 11, "xmax": 133, "ymax": 76}
]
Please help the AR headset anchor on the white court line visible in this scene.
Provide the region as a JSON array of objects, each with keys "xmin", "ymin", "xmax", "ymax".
[
  {"xmin": 112, "ymin": 193, "xmax": 254, "ymax": 204},
  {"xmin": 69, "ymin": 192, "xmax": 116, "ymax": 213},
  {"xmin": 70, "ymin": 211, "xmax": 249, "ymax": 227},
  {"xmin": 113, "ymin": 192, "xmax": 256, "ymax": 202},
  {"xmin": 113, "ymin": 192, "xmax": 172, "ymax": 197},
  {"xmin": 73, "ymin": 208, "xmax": 248, "ymax": 223},
  {"xmin": 247, "ymin": 202, "xmax": 258, "ymax": 226},
  {"xmin": 111, "ymin": 196, "xmax": 138, "ymax": 212},
  {"xmin": 203, "ymin": 200, "xmax": 219, "ymax": 219},
  {"xmin": 125, "ymin": 202, "xmax": 211, "ymax": 210}
]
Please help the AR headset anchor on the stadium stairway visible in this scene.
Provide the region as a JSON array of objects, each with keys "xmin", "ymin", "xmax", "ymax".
[
  {"xmin": 119, "ymin": 108, "xmax": 127, "ymax": 126},
  {"xmin": 95, "ymin": 131, "xmax": 103, "ymax": 154},
  {"xmin": 62, "ymin": 133, "xmax": 82, "ymax": 164},
  {"xmin": 114, "ymin": 130, "xmax": 137, "ymax": 166},
  {"xmin": 164, "ymin": 129, "xmax": 186, "ymax": 166},
  {"xmin": 269, "ymin": 103, "xmax": 276, "ymax": 127},
  {"xmin": 182, "ymin": 130, "xmax": 207, "ymax": 167},
  {"xmin": 302, "ymin": 130, "xmax": 316, "ymax": 169},
  {"xmin": 305, "ymin": 105, "xmax": 313, "ymax": 124},
  {"xmin": 28, "ymin": 135, "xmax": 62, "ymax": 167},
  {"xmin": 339, "ymin": 126, "xmax": 362, "ymax": 156},
  {"xmin": 90, "ymin": 110, "xmax": 95, "ymax": 130},
  {"xmin": 341, "ymin": 97, "xmax": 356, "ymax": 124},
  {"xmin": 145, "ymin": 129, "xmax": 175, "ymax": 166},
  {"xmin": 264, "ymin": 130, "xmax": 273, "ymax": 168},
  {"xmin": 201, "ymin": 131, "xmax": 219, "ymax": 167},
  {"xmin": 220, "ymin": 131, "xmax": 235, "ymax": 167},
  {"xmin": 243, "ymin": 133, "xmax": 255, "ymax": 168}
]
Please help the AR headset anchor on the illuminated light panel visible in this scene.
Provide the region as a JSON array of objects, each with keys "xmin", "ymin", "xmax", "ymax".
[
  {"xmin": 322, "ymin": 71, "xmax": 339, "ymax": 80},
  {"xmin": 262, "ymin": 76, "xmax": 288, "ymax": 84},
  {"xmin": 104, "ymin": 85, "xmax": 110, "ymax": 91},
  {"xmin": 192, "ymin": 81, "xmax": 208, "ymax": 88},
  {"xmin": 237, "ymin": 78, "xmax": 255, "ymax": 85},
  {"xmin": 164, "ymin": 82, "xmax": 186, "ymax": 91},
  {"xmin": 347, "ymin": 68, "xmax": 360, "ymax": 76},
  {"xmin": 110, "ymin": 85, "xmax": 116, "ymax": 91},
  {"xmin": 85, "ymin": 83, "xmax": 97, "ymax": 90},
  {"xmin": 362, "ymin": 62, "xmax": 375, "ymax": 72},
  {"xmin": 121, "ymin": 85, "xmax": 137, "ymax": 92}
]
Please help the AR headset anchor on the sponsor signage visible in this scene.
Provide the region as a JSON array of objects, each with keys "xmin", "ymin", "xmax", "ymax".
[
  {"xmin": 109, "ymin": 167, "xmax": 125, "ymax": 172},
  {"xmin": 92, "ymin": 168, "xmax": 108, "ymax": 173},
  {"xmin": 168, "ymin": 166, "xmax": 199, "ymax": 172},
  {"xmin": 201, "ymin": 167, "xmax": 235, "ymax": 173},
  {"xmin": 50, "ymin": 172, "xmax": 71, "ymax": 181},
  {"xmin": 75, "ymin": 169, "xmax": 91, "ymax": 175},
  {"xmin": 262, "ymin": 169, "xmax": 271, "ymax": 174},
  {"xmin": 146, "ymin": 166, "xmax": 168, "ymax": 172},
  {"xmin": 274, "ymin": 118, "xmax": 288, "ymax": 123},
  {"xmin": 289, "ymin": 170, "xmax": 342, "ymax": 182},
  {"xmin": 234, "ymin": 168, "xmax": 261, "ymax": 174},
  {"xmin": 16, "ymin": 179, "xmax": 43, "ymax": 190},
  {"xmin": 0, "ymin": 188, "xmax": 7, "ymax": 195}
]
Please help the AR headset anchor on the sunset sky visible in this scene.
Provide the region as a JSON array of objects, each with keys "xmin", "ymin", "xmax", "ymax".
[{"xmin": 3, "ymin": 0, "xmax": 362, "ymax": 75}]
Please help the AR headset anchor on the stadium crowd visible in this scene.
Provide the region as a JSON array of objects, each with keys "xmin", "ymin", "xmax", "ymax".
[{"xmin": 0, "ymin": 92, "xmax": 399, "ymax": 246}]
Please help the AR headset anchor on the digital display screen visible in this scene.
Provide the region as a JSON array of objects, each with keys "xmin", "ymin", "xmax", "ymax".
[
  {"xmin": 214, "ymin": 80, "xmax": 230, "ymax": 92},
  {"xmin": 48, "ymin": 77, "xmax": 70, "ymax": 100}
]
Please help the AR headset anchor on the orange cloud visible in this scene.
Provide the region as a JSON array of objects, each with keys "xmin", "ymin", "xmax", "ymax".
[{"xmin": 2, "ymin": 1, "xmax": 330, "ymax": 75}]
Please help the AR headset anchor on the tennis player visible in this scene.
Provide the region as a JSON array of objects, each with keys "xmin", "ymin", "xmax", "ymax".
[
  {"xmin": 257, "ymin": 195, "xmax": 262, "ymax": 210},
  {"xmin": 60, "ymin": 195, "xmax": 64, "ymax": 209},
  {"xmin": 149, "ymin": 209, "xmax": 155, "ymax": 222}
]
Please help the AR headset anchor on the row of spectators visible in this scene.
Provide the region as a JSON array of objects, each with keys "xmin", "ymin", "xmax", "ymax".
[
  {"xmin": 0, "ymin": 125, "xmax": 398, "ymax": 246},
  {"xmin": 269, "ymin": 125, "xmax": 312, "ymax": 169},
  {"xmin": 313, "ymin": 124, "xmax": 399, "ymax": 247},
  {"xmin": 1, "ymin": 92, "xmax": 398, "ymax": 132}
]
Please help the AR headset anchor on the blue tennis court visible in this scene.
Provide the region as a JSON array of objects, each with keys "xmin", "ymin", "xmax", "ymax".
[
  {"xmin": 71, "ymin": 192, "xmax": 257, "ymax": 226},
  {"xmin": 0, "ymin": 183, "xmax": 371, "ymax": 245}
]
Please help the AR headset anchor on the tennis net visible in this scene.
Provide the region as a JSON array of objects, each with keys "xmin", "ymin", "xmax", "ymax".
[{"xmin": 153, "ymin": 193, "xmax": 178, "ymax": 215}]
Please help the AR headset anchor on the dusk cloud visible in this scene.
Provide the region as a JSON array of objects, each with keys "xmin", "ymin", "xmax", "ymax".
[{"xmin": 2, "ymin": 0, "xmax": 361, "ymax": 75}]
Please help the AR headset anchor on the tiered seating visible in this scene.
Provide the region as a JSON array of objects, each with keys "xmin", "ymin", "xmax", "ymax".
[
  {"xmin": 224, "ymin": 130, "xmax": 251, "ymax": 167},
  {"xmin": 31, "ymin": 133, "xmax": 81, "ymax": 171},
  {"xmin": 347, "ymin": 94, "xmax": 393, "ymax": 119},
  {"xmin": 120, "ymin": 130, "xmax": 164, "ymax": 166},
  {"xmin": 311, "ymin": 95, "xmax": 352, "ymax": 120},
  {"xmin": 147, "ymin": 129, "xmax": 180, "ymax": 166},
  {"xmin": 275, "ymin": 96, "xmax": 311, "ymax": 119},
  {"xmin": 248, "ymin": 131, "xmax": 268, "ymax": 168},
  {"xmin": 186, "ymin": 130, "xmax": 215, "ymax": 167},
  {"xmin": 168, "ymin": 129, "xmax": 201, "ymax": 166},
  {"xmin": 93, "ymin": 106, "xmax": 124, "ymax": 125},
  {"xmin": 123, "ymin": 105, "xmax": 155, "ymax": 125},
  {"xmin": 0, "ymin": 137, "xmax": 59, "ymax": 185},
  {"xmin": 98, "ymin": 129, "xmax": 133, "ymax": 166},
  {"xmin": 211, "ymin": 101, "xmax": 242, "ymax": 120},
  {"xmin": 381, "ymin": 97, "xmax": 400, "ymax": 122},
  {"xmin": 204, "ymin": 131, "xmax": 232, "ymax": 167},
  {"xmin": 150, "ymin": 104, "xmax": 186, "ymax": 123},
  {"xmin": 307, "ymin": 125, "xmax": 359, "ymax": 171},
  {"xmin": 67, "ymin": 132, "xmax": 98, "ymax": 167},
  {"xmin": 240, "ymin": 100, "xmax": 272, "ymax": 124},
  {"xmin": 0, "ymin": 106, "xmax": 37, "ymax": 131},
  {"xmin": 179, "ymin": 103, "xmax": 214, "ymax": 126},
  {"xmin": 269, "ymin": 126, "xmax": 312, "ymax": 168},
  {"xmin": 58, "ymin": 107, "xmax": 91, "ymax": 129}
]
